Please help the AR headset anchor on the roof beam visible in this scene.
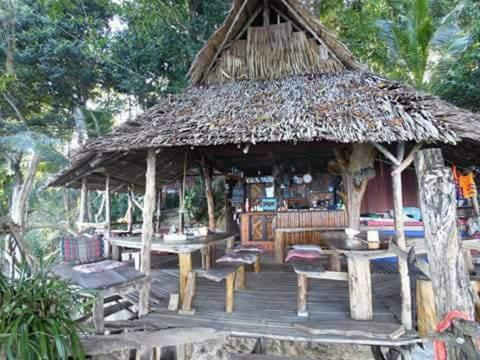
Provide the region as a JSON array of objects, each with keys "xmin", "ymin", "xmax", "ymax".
[
  {"xmin": 202, "ymin": 0, "xmax": 250, "ymax": 83},
  {"xmin": 263, "ymin": 0, "xmax": 270, "ymax": 26}
]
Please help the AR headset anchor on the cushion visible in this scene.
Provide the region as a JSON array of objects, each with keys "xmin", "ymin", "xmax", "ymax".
[
  {"xmin": 73, "ymin": 259, "xmax": 125, "ymax": 274},
  {"xmin": 61, "ymin": 235, "xmax": 104, "ymax": 264},
  {"xmin": 232, "ymin": 246, "xmax": 263, "ymax": 254},
  {"xmin": 285, "ymin": 249, "xmax": 321, "ymax": 263},
  {"xmin": 216, "ymin": 252, "xmax": 258, "ymax": 265},
  {"xmin": 292, "ymin": 245, "xmax": 322, "ymax": 252}
]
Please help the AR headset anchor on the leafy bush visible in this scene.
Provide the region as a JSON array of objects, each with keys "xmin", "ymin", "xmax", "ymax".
[
  {"xmin": 184, "ymin": 177, "xmax": 225, "ymax": 225},
  {"xmin": 0, "ymin": 258, "xmax": 89, "ymax": 359}
]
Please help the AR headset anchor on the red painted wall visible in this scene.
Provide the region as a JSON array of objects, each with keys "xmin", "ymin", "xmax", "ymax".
[{"xmin": 361, "ymin": 162, "xmax": 418, "ymax": 214}]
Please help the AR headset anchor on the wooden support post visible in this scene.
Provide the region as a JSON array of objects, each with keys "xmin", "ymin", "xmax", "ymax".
[
  {"xmin": 138, "ymin": 149, "xmax": 156, "ymax": 317},
  {"xmin": 181, "ymin": 271, "xmax": 196, "ymax": 314},
  {"xmin": 79, "ymin": 177, "xmax": 88, "ymax": 229},
  {"xmin": 111, "ymin": 244, "xmax": 121, "ymax": 261},
  {"xmin": 126, "ymin": 189, "xmax": 133, "ymax": 233},
  {"xmin": 93, "ymin": 293, "xmax": 104, "ymax": 335},
  {"xmin": 201, "ymin": 156, "xmax": 216, "ymax": 232},
  {"xmin": 254, "ymin": 257, "xmax": 261, "ymax": 273},
  {"xmin": 328, "ymin": 250, "xmax": 341, "ymax": 272},
  {"xmin": 416, "ymin": 279, "xmax": 436, "ymax": 337},
  {"xmin": 155, "ymin": 188, "xmax": 162, "ymax": 233},
  {"xmin": 104, "ymin": 172, "xmax": 112, "ymax": 257},
  {"xmin": 297, "ymin": 274, "xmax": 308, "ymax": 317},
  {"xmin": 391, "ymin": 143, "xmax": 413, "ymax": 330},
  {"xmin": 263, "ymin": 0, "xmax": 270, "ymax": 26},
  {"xmin": 348, "ymin": 257, "xmax": 373, "ymax": 320},
  {"xmin": 225, "ymin": 272, "xmax": 235, "ymax": 313},
  {"xmin": 235, "ymin": 264, "xmax": 246, "ymax": 290},
  {"xmin": 415, "ymin": 149, "xmax": 475, "ymax": 356},
  {"xmin": 274, "ymin": 230, "xmax": 285, "ymax": 263},
  {"xmin": 224, "ymin": 180, "xmax": 234, "ymax": 233},
  {"xmin": 178, "ymin": 253, "xmax": 193, "ymax": 304}
]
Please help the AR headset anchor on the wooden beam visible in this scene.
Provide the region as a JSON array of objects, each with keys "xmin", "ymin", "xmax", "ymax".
[
  {"xmin": 270, "ymin": 4, "xmax": 301, "ymax": 31},
  {"xmin": 279, "ymin": 0, "xmax": 344, "ymax": 66},
  {"xmin": 372, "ymin": 143, "xmax": 401, "ymax": 166},
  {"xmin": 391, "ymin": 142, "xmax": 412, "ymax": 330},
  {"xmin": 202, "ymin": 0, "xmax": 250, "ymax": 82},
  {"xmin": 391, "ymin": 143, "xmax": 423, "ymax": 176},
  {"xmin": 138, "ymin": 149, "xmax": 156, "ymax": 316},
  {"xmin": 201, "ymin": 156, "xmax": 216, "ymax": 232},
  {"xmin": 415, "ymin": 149, "xmax": 475, "ymax": 356},
  {"xmin": 104, "ymin": 172, "xmax": 112, "ymax": 257},
  {"xmin": 263, "ymin": 0, "xmax": 270, "ymax": 25},
  {"xmin": 78, "ymin": 177, "xmax": 88, "ymax": 229},
  {"xmin": 232, "ymin": 5, "xmax": 264, "ymax": 41}
]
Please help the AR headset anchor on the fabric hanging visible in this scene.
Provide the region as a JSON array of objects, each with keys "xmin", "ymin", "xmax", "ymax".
[{"xmin": 452, "ymin": 165, "xmax": 477, "ymax": 199}]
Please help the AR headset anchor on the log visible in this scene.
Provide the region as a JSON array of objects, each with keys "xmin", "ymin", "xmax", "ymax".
[
  {"xmin": 390, "ymin": 142, "xmax": 412, "ymax": 330},
  {"xmin": 415, "ymin": 149, "xmax": 476, "ymax": 358},
  {"xmin": 416, "ymin": 279, "xmax": 436, "ymax": 337},
  {"xmin": 297, "ymin": 273, "xmax": 308, "ymax": 317},
  {"xmin": 181, "ymin": 271, "xmax": 196, "ymax": 314},
  {"xmin": 93, "ymin": 293, "xmax": 105, "ymax": 335},
  {"xmin": 348, "ymin": 257, "xmax": 372, "ymax": 320},
  {"xmin": 201, "ymin": 156, "xmax": 216, "ymax": 232},
  {"xmin": 178, "ymin": 253, "xmax": 192, "ymax": 303},
  {"xmin": 235, "ymin": 264, "xmax": 246, "ymax": 290},
  {"xmin": 79, "ymin": 177, "xmax": 88, "ymax": 228},
  {"xmin": 139, "ymin": 149, "xmax": 156, "ymax": 316},
  {"xmin": 104, "ymin": 172, "xmax": 112, "ymax": 257},
  {"xmin": 225, "ymin": 272, "xmax": 235, "ymax": 313}
]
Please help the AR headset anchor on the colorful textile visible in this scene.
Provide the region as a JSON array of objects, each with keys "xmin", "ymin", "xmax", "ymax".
[
  {"xmin": 452, "ymin": 165, "xmax": 477, "ymax": 199},
  {"xmin": 216, "ymin": 252, "xmax": 258, "ymax": 264},
  {"xmin": 73, "ymin": 259, "xmax": 125, "ymax": 274},
  {"xmin": 61, "ymin": 235, "xmax": 104, "ymax": 264},
  {"xmin": 285, "ymin": 249, "xmax": 321, "ymax": 262}
]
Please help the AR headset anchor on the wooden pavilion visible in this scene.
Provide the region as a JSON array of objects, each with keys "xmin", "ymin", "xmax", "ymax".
[{"xmin": 50, "ymin": 0, "xmax": 480, "ymax": 358}]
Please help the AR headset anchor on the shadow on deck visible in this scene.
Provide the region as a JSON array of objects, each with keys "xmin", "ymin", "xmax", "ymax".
[{"xmin": 121, "ymin": 255, "xmax": 421, "ymax": 347}]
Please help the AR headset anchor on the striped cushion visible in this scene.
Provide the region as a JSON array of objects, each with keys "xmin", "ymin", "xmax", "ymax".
[{"xmin": 61, "ymin": 235, "xmax": 104, "ymax": 264}]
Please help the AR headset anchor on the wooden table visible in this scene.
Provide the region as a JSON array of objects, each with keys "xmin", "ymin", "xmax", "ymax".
[
  {"xmin": 109, "ymin": 233, "xmax": 235, "ymax": 302},
  {"xmin": 321, "ymin": 231, "xmax": 390, "ymax": 321}
]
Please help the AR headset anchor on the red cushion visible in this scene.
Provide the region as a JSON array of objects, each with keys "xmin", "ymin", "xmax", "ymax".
[{"xmin": 285, "ymin": 249, "xmax": 321, "ymax": 263}]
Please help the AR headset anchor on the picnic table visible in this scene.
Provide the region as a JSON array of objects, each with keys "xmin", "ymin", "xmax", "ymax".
[
  {"xmin": 320, "ymin": 231, "xmax": 390, "ymax": 321},
  {"xmin": 109, "ymin": 232, "xmax": 235, "ymax": 302}
]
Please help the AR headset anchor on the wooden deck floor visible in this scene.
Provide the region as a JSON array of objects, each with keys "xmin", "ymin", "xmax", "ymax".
[{"xmin": 123, "ymin": 255, "xmax": 421, "ymax": 347}]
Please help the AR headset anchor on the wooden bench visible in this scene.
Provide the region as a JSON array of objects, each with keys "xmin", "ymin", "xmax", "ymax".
[
  {"xmin": 181, "ymin": 263, "xmax": 244, "ymax": 314},
  {"xmin": 291, "ymin": 261, "xmax": 348, "ymax": 317},
  {"xmin": 274, "ymin": 227, "xmax": 343, "ymax": 270}
]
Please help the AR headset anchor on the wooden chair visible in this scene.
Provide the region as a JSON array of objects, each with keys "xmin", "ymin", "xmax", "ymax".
[{"xmin": 52, "ymin": 235, "xmax": 151, "ymax": 334}]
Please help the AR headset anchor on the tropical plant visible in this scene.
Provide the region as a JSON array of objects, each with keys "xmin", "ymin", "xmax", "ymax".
[
  {"xmin": 184, "ymin": 177, "xmax": 225, "ymax": 225},
  {"xmin": 0, "ymin": 256, "xmax": 90, "ymax": 359},
  {"xmin": 376, "ymin": 0, "xmax": 471, "ymax": 89}
]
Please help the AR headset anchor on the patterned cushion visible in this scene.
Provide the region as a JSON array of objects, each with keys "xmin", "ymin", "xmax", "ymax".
[
  {"xmin": 73, "ymin": 259, "xmax": 125, "ymax": 274},
  {"xmin": 61, "ymin": 235, "xmax": 104, "ymax": 264},
  {"xmin": 285, "ymin": 249, "xmax": 321, "ymax": 263}
]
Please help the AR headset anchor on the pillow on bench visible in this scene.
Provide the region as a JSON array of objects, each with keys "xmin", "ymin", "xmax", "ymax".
[
  {"xmin": 61, "ymin": 234, "xmax": 104, "ymax": 264},
  {"xmin": 285, "ymin": 249, "xmax": 321, "ymax": 263},
  {"xmin": 216, "ymin": 252, "xmax": 258, "ymax": 264}
]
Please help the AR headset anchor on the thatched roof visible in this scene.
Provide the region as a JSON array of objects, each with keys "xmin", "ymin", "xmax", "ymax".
[
  {"xmin": 50, "ymin": 0, "xmax": 480, "ymax": 190},
  {"xmin": 83, "ymin": 71, "xmax": 479, "ymax": 152}
]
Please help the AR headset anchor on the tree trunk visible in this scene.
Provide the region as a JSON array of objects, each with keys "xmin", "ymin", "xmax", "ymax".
[
  {"xmin": 334, "ymin": 144, "xmax": 376, "ymax": 230},
  {"xmin": 415, "ymin": 149, "xmax": 475, "ymax": 358},
  {"xmin": 127, "ymin": 190, "xmax": 134, "ymax": 233},
  {"xmin": 78, "ymin": 178, "xmax": 88, "ymax": 229},
  {"xmin": 201, "ymin": 157, "xmax": 216, "ymax": 232},
  {"xmin": 71, "ymin": 105, "xmax": 89, "ymax": 152}
]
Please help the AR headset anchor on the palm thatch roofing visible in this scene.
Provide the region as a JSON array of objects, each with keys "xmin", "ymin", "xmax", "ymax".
[{"xmin": 51, "ymin": 0, "xmax": 480, "ymax": 190}]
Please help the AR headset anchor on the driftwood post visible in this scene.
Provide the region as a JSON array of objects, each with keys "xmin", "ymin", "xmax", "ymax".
[
  {"xmin": 155, "ymin": 188, "xmax": 162, "ymax": 233},
  {"xmin": 138, "ymin": 149, "xmax": 156, "ymax": 316},
  {"xmin": 415, "ymin": 149, "xmax": 475, "ymax": 355},
  {"xmin": 78, "ymin": 177, "xmax": 88, "ymax": 230},
  {"xmin": 126, "ymin": 188, "xmax": 133, "ymax": 233},
  {"xmin": 104, "ymin": 172, "xmax": 112, "ymax": 257},
  {"xmin": 201, "ymin": 156, "xmax": 216, "ymax": 232}
]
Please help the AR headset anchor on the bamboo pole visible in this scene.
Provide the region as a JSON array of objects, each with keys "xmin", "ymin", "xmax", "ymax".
[
  {"xmin": 263, "ymin": 0, "xmax": 270, "ymax": 26},
  {"xmin": 139, "ymin": 149, "xmax": 156, "ymax": 316}
]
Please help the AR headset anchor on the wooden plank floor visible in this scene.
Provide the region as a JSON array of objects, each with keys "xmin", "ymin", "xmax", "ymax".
[{"xmin": 124, "ymin": 254, "xmax": 421, "ymax": 347}]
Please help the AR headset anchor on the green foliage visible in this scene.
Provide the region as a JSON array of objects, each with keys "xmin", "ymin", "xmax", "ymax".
[
  {"xmin": 0, "ymin": 259, "xmax": 89, "ymax": 359},
  {"xmin": 376, "ymin": 0, "xmax": 471, "ymax": 89},
  {"xmin": 184, "ymin": 177, "xmax": 225, "ymax": 225}
]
